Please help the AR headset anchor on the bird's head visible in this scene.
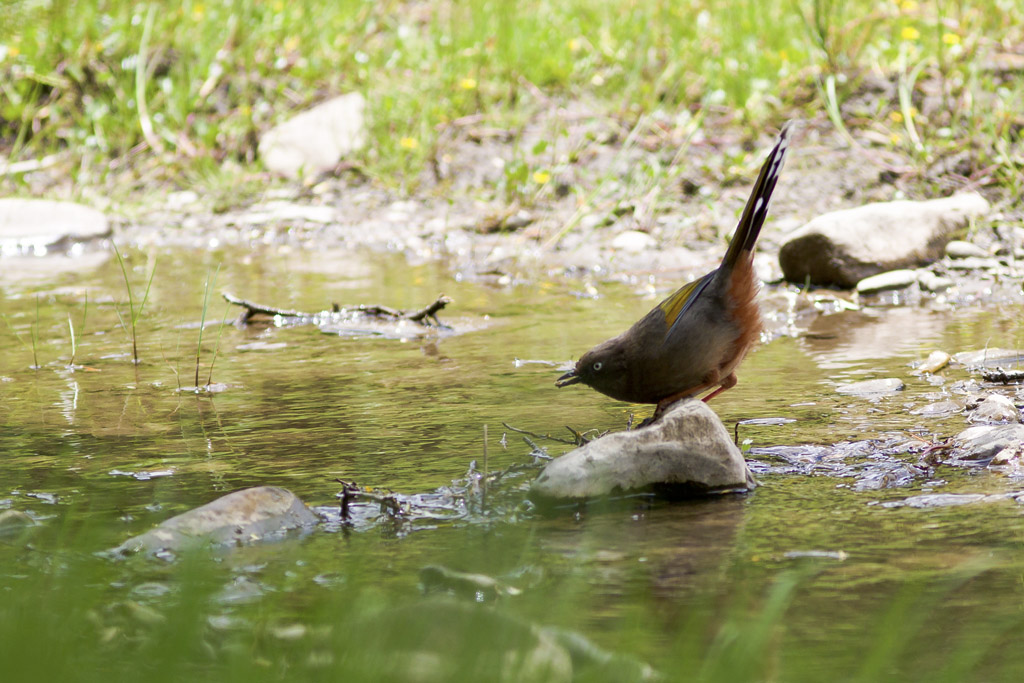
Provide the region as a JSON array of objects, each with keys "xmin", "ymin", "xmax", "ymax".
[{"xmin": 555, "ymin": 339, "xmax": 631, "ymax": 400}]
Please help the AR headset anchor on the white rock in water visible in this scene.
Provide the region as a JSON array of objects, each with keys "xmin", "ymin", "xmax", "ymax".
[
  {"xmin": 530, "ymin": 399, "xmax": 755, "ymax": 502},
  {"xmin": 0, "ymin": 198, "xmax": 110, "ymax": 253},
  {"xmin": 259, "ymin": 92, "xmax": 367, "ymax": 179}
]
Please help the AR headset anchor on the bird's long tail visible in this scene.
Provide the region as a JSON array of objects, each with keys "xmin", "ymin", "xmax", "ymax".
[{"xmin": 720, "ymin": 121, "xmax": 795, "ymax": 271}]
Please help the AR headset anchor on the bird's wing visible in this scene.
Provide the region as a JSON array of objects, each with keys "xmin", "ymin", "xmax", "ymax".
[{"xmin": 657, "ymin": 271, "xmax": 716, "ymax": 335}]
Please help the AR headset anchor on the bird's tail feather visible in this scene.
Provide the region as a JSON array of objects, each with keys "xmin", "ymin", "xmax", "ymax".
[{"xmin": 720, "ymin": 121, "xmax": 795, "ymax": 271}]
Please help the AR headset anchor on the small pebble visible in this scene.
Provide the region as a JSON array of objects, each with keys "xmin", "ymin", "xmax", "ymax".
[
  {"xmin": 990, "ymin": 447, "xmax": 1024, "ymax": 466},
  {"xmin": 915, "ymin": 350, "xmax": 951, "ymax": 374},
  {"xmin": 503, "ymin": 210, "xmax": 534, "ymax": 231},
  {"xmin": 917, "ymin": 270, "xmax": 953, "ymax": 292},
  {"xmin": 610, "ymin": 230, "xmax": 656, "ymax": 253},
  {"xmin": 855, "ymin": 269, "xmax": 917, "ymax": 294},
  {"xmin": 945, "ymin": 240, "xmax": 988, "ymax": 259},
  {"xmin": 946, "ymin": 256, "xmax": 999, "ymax": 271},
  {"xmin": 578, "ymin": 213, "xmax": 605, "ymax": 231},
  {"xmin": 165, "ymin": 190, "xmax": 200, "ymax": 209}
]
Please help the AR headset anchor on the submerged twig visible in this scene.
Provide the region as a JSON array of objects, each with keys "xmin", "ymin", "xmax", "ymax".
[
  {"xmin": 224, "ymin": 292, "xmax": 453, "ymax": 328},
  {"xmin": 982, "ymin": 367, "xmax": 1024, "ymax": 385},
  {"xmin": 335, "ymin": 479, "xmax": 403, "ymax": 519},
  {"xmin": 223, "ymin": 292, "xmax": 308, "ymax": 321},
  {"xmin": 404, "ymin": 295, "xmax": 453, "ymax": 326},
  {"xmin": 501, "ymin": 421, "xmax": 575, "ymax": 445}
]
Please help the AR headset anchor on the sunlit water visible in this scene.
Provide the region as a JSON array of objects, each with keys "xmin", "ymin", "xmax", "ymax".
[{"xmin": 2, "ymin": 243, "xmax": 1024, "ymax": 679}]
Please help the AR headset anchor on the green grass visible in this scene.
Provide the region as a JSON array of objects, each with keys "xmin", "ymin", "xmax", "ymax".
[
  {"xmin": 1, "ymin": 537, "xmax": 1021, "ymax": 683},
  {"xmin": 112, "ymin": 240, "xmax": 156, "ymax": 365},
  {"xmin": 1, "ymin": 0, "xmax": 1022, "ymax": 197}
]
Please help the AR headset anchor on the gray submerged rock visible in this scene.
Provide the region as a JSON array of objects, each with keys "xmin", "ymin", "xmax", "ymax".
[
  {"xmin": 952, "ymin": 348, "xmax": 1024, "ymax": 368},
  {"xmin": 881, "ymin": 493, "xmax": 1020, "ymax": 509},
  {"xmin": 530, "ymin": 400, "xmax": 755, "ymax": 502},
  {"xmin": 953, "ymin": 424, "xmax": 1024, "ymax": 462},
  {"xmin": 0, "ymin": 509, "xmax": 36, "ymax": 538},
  {"xmin": 778, "ymin": 193, "xmax": 990, "ymax": 288},
  {"xmin": 836, "ymin": 378, "xmax": 905, "ymax": 396},
  {"xmin": 115, "ymin": 486, "xmax": 318, "ymax": 557},
  {"xmin": 969, "ymin": 394, "xmax": 1021, "ymax": 424}
]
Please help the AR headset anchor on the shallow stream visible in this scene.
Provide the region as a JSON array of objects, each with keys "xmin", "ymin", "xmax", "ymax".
[{"xmin": 2, "ymin": 243, "xmax": 1024, "ymax": 680}]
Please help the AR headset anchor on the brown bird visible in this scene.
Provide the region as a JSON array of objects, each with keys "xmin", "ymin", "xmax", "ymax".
[{"xmin": 556, "ymin": 122, "xmax": 795, "ymax": 417}]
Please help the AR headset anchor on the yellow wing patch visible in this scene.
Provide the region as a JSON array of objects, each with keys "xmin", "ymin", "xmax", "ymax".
[{"xmin": 657, "ymin": 273, "xmax": 713, "ymax": 329}]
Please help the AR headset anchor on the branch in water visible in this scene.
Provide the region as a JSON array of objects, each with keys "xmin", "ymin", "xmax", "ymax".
[{"xmin": 223, "ymin": 292, "xmax": 452, "ymax": 328}]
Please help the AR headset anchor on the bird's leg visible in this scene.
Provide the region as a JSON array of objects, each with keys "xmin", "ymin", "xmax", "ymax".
[
  {"xmin": 649, "ymin": 368, "xmax": 730, "ymax": 422},
  {"xmin": 653, "ymin": 392, "xmax": 694, "ymax": 422},
  {"xmin": 701, "ymin": 372, "xmax": 737, "ymax": 402}
]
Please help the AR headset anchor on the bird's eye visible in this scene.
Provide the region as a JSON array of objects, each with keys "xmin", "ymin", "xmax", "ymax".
[{"xmin": 592, "ymin": 361, "xmax": 603, "ymax": 372}]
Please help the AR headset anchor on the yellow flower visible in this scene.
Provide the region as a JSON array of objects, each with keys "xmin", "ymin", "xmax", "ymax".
[
  {"xmin": 191, "ymin": 3, "xmax": 205, "ymax": 20},
  {"xmin": 532, "ymin": 170, "xmax": 551, "ymax": 185},
  {"xmin": 6, "ymin": 45, "xmax": 20, "ymax": 58},
  {"xmin": 284, "ymin": 36, "xmax": 300, "ymax": 52},
  {"xmin": 779, "ymin": 49, "xmax": 789, "ymax": 62},
  {"xmin": 568, "ymin": 38, "xmax": 582, "ymax": 52},
  {"xmin": 901, "ymin": 26, "xmax": 920, "ymax": 41},
  {"xmin": 889, "ymin": 111, "xmax": 904, "ymax": 123},
  {"xmin": 273, "ymin": 0, "xmax": 285, "ymax": 11},
  {"xmin": 942, "ymin": 32, "xmax": 961, "ymax": 45},
  {"xmin": 459, "ymin": 77, "xmax": 477, "ymax": 91},
  {"xmin": 399, "ymin": 137, "xmax": 419, "ymax": 150},
  {"xmin": 890, "ymin": 133, "xmax": 902, "ymax": 145},
  {"xmin": 900, "ymin": 0, "xmax": 918, "ymax": 12}
]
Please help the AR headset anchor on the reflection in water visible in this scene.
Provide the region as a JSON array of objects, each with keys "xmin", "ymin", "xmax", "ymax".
[
  {"xmin": 800, "ymin": 306, "xmax": 955, "ymax": 369},
  {"xmin": 539, "ymin": 496, "xmax": 747, "ymax": 605}
]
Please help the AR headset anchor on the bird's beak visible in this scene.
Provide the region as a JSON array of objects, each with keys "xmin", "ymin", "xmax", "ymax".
[{"xmin": 555, "ymin": 369, "xmax": 580, "ymax": 387}]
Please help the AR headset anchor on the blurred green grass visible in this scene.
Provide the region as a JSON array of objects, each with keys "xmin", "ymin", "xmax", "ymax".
[
  {"xmin": 0, "ymin": 0, "xmax": 1021, "ymax": 195},
  {"xmin": 2, "ymin": 535, "xmax": 1019, "ymax": 683}
]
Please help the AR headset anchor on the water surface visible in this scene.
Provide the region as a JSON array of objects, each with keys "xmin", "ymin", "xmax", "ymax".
[{"xmin": 2, "ymin": 243, "xmax": 1024, "ymax": 680}]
